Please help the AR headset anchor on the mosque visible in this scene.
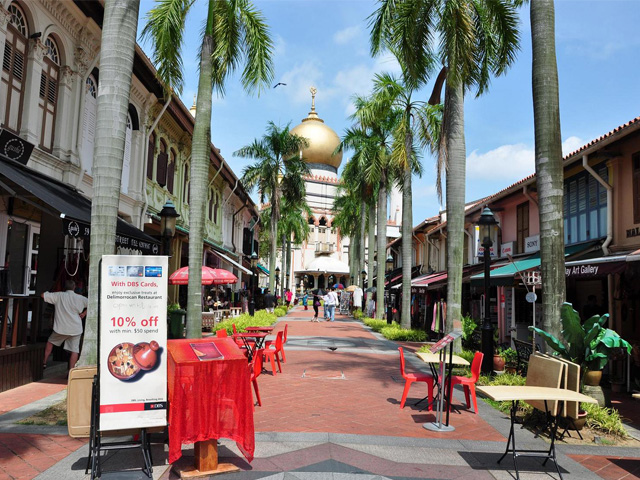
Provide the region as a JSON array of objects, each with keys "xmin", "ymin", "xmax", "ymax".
[{"xmin": 284, "ymin": 88, "xmax": 402, "ymax": 293}]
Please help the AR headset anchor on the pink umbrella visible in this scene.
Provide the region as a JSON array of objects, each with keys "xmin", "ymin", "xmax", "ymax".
[{"xmin": 168, "ymin": 266, "xmax": 238, "ymax": 285}]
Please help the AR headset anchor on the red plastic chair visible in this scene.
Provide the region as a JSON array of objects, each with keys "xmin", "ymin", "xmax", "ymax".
[
  {"xmin": 249, "ymin": 348, "xmax": 264, "ymax": 407},
  {"xmin": 398, "ymin": 347, "xmax": 434, "ymax": 410},
  {"xmin": 447, "ymin": 351, "xmax": 484, "ymax": 414},
  {"xmin": 231, "ymin": 324, "xmax": 249, "ymax": 348},
  {"xmin": 265, "ymin": 324, "xmax": 287, "ymax": 362},
  {"xmin": 216, "ymin": 329, "xmax": 228, "ymax": 338},
  {"xmin": 263, "ymin": 331, "xmax": 283, "ymax": 375}
]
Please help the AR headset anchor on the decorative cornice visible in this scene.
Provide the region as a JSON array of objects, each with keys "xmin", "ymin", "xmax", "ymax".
[
  {"xmin": 39, "ymin": 0, "xmax": 85, "ymax": 42},
  {"xmin": 0, "ymin": 6, "xmax": 10, "ymax": 29},
  {"xmin": 28, "ymin": 38, "xmax": 46, "ymax": 62}
]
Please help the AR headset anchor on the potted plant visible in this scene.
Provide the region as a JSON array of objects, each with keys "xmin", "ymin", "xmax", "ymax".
[
  {"xmin": 501, "ymin": 347, "xmax": 518, "ymax": 374},
  {"xmin": 531, "ymin": 303, "xmax": 632, "ymax": 387}
]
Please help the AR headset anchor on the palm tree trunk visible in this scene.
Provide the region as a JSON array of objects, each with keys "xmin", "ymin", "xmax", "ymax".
[
  {"xmin": 367, "ymin": 200, "xmax": 376, "ymax": 291},
  {"xmin": 376, "ymin": 175, "xmax": 388, "ymax": 320},
  {"xmin": 401, "ymin": 164, "xmax": 413, "ymax": 330},
  {"xmin": 286, "ymin": 237, "xmax": 292, "ymax": 293},
  {"xmin": 80, "ymin": 0, "xmax": 139, "ymax": 365},
  {"xmin": 531, "ymin": 0, "xmax": 565, "ymax": 346},
  {"xmin": 269, "ymin": 197, "xmax": 278, "ymax": 294},
  {"xmin": 186, "ymin": 5, "xmax": 215, "ymax": 338},
  {"xmin": 281, "ymin": 233, "xmax": 286, "ymax": 300},
  {"xmin": 360, "ymin": 199, "xmax": 367, "ymax": 286},
  {"xmin": 444, "ymin": 82, "xmax": 466, "ymax": 343}
]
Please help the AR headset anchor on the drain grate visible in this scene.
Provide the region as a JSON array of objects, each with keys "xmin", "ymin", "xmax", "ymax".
[{"xmin": 301, "ymin": 369, "xmax": 347, "ymax": 380}]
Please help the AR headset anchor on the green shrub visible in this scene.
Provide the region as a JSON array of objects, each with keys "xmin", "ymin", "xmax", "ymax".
[
  {"xmin": 381, "ymin": 325, "xmax": 427, "ymax": 342},
  {"xmin": 582, "ymin": 403, "xmax": 628, "ymax": 437},
  {"xmin": 213, "ymin": 310, "xmax": 276, "ymax": 334},
  {"xmin": 461, "ymin": 315, "xmax": 477, "ymax": 340},
  {"xmin": 274, "ymin": 307, "xmax": 287, "ymax": 317},
  {"xmin": 363, "ymin": 317, "xmax": 387, "ymax": 332},
  {"xmin": 353, "ymin": 308, "xmax": 364, "ymax": 320},
  {"xmin": 477, "ymin": 372, "xmax": 530, "ymax": 414},
  {"xmin": 457, "ymin": 349, "xmax": 476, "ymax": 364},
  {"xmin": 499, "ymin": 347, "xmax": 517, "ymax": 366}
]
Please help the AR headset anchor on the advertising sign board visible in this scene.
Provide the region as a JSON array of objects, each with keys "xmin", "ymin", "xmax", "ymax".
[
  {"xmin": 99, "ymin": 255, "xmax": 168, "ymax": 431},
  {"xmin": 524, "ymin": 234, "xmax": 540, "ymax": 253},
  {"xmin": 500, "ymin": 242, "xmax": 514, "ymax": 257}
]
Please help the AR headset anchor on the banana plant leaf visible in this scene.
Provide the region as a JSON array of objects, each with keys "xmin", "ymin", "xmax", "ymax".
[
  {"xmin": 530, "ymin": 326, "xmax": 569, "ymax": 359},
  {"xmin": 560, "ymin": 304, "xmax": 584, "ymax": 361}
]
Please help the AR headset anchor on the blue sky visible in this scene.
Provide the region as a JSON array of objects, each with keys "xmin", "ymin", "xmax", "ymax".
[{"xmin": 137, "ymin": 0, "xmax": 640, "ymax": 224}]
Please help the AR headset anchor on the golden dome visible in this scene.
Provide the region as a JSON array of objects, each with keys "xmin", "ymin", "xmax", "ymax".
[{"xmin": 290, "ymin": 87, "xmax": 343, "ymax": 170}]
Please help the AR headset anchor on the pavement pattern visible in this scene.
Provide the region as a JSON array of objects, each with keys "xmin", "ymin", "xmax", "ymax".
[{"xmin": 0, "ymin": 306, "xmax": 639, "ymax": 480}]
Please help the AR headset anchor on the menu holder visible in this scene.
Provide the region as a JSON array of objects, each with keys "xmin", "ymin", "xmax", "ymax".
[
  {"xmin": 190, "ymin": 342, "xmax": 224, "ymax": 361},
  {"xmin": 429, "ymin": 331, "xmax": 462, "ymax": 354}
]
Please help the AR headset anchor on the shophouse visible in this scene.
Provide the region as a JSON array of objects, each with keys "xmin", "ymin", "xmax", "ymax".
[{"xmin": 0, "ymin": 0, "xmax": 258, "ymax": 392}]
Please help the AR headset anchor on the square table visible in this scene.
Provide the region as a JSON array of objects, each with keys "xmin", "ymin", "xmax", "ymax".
[
  {"xmin": 244, "ymin": 326, "xmax": 274, "ymax": 334},
  {"xmin": 167, "ymin": 338, "xmax": 254, "ymax": 477},
  {"xmin": 477, "ymin": 385, "xmax": 597, "ymax": 480},
  {"xmin": 232, "ymin": 332, "xmax": 268, "ymax": 361},
  {"xmin": 415, "ymin": 351, "xmax": 469, "ymax": 411}
]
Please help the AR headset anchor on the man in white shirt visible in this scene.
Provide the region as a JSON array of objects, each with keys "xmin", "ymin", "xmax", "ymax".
[
  {"xmin": 353, "ymin": 287, "xmax": 363, "ymax": 312},
  {"xmin": 42, "ymin": 279, "xmax": 88, "ymax": 370},
  {"xmin": 323, "ymin": 288, "xmax": 338, "ymax": 322}
]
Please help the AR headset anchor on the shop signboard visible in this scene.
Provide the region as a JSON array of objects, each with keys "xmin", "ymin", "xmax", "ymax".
[
  {"xmin": 99, "ymin": 255, "xmax": 168, "ymax": 431},
  {"xmin": 0, "ymin": 128, "xmax": 34, "ymax": 165},
  {"xmin": 500, "ymin": 242, "xmax": 514, "ymax": 257},
  {"xmin": 524, "ymin": 234, "xmax": 540, "ymax": 253}
]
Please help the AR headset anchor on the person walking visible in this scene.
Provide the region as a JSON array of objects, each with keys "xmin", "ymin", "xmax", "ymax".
[
  {"xmin": 302, "ymin": 290, "xmax": 309, "ymax": 310},
  {"xmin": 312, "ymin": 293, "xmax": 321, "ymax": 321},
  {"xmin": 42, "ymin": 279, "xmax": 88, "ymax": 370},
  {"xmin": 264, "ymin": 288, "xmax": 276, "ymax": 313},
  {"xmin": 323, "ymin": 288, "xmax": 338, "ymax": 322},
  {"xmin": 285, "ymin": 288, "xmax": 293, "ymax": 307}
]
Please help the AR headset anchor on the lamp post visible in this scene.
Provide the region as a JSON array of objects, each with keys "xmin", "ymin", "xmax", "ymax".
[
  {"xmin": 285, "ymin": 271, "xmax": 290, "ymax": 297},
  {"xmin": 249, "ymin": 251, "xmax": 258, "ymax": 316},
  {"xmin": 361, "ymin": 269, "xmax": 367, "ymax": 288},
  {"xmin": 478, "ymin": 207, "xmax": 498, "ymax": 374},
  {"xmin": 275, "ymin": 266, "xmax": 280, "ymax": 305},
  {"xmin": 159, "ymin": 200, "xmax": 179, "ymax": 256},
  {"xmin": 386, "ymin": 254, "xmax": 394, "ymax": 324},
  {"xmin": 350, "ymin": 275, "xmax": 354, "ymax": 286}
]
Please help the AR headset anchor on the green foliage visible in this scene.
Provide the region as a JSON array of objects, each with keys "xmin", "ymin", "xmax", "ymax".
[
  {"xmin": 353, "ymin": 308, "xmax": 364, "ymax": 320},
  {"xmin": 532, "ymin": 302, "xmax": 632, "ymax": 371},
  {"xmin": 498, "ymin": 347, "xmax": 517, "ymax": 366},
  {"xmin": 461, "ymin": 315, "xmax": 477, "ymax": 340},
  {"xmin": 381, "ymin": 324, "xmax": 427, "ymax": 342},
  {"xmin": 457, "ymin": 349, "xmax": 476, "ymax": 365},
  {"xmin": 582, "ymin": 403, "xmax": 628, "ymax": 437},
  {"xmin": 213, "ymin": 310, "xmax": 276, "ymax": 334},
  {"xmin": 273, "ymin": 307, "xmax": 287, "ymax": 317},
  {"xmin": 477, "ymin": 372, "xmax": 531, "ymax": 415},
  {"xmin": 363, "ymin": 317, "xmax": 388, "ymax": 332},
  {"xmin": 167, "ymin": 303, "xmax": 182, "ymax": 313}
]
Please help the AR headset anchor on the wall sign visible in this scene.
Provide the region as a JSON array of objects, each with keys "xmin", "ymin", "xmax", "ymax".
[
  {"xmin": 63, "ymin": 219, "xmax": 160, "ymax": 255},
  {"xmin": 0, "ymin": 129, "xmax": 35, "ymax": 165},
  {"xmin": 99, "ymin": 255, "xmax": 168, "ymax": 431},
  {"xmin": 501, "ymin": 242, "xmax": 514, "ymax": 257},
  {"xmin": 524, "ymin": 234, "xmax": 540, "ymax": 253}
]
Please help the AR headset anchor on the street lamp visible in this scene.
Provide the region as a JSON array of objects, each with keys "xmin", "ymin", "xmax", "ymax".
[
  {"xmin": 249, "ymin": 251, "xmax": 258, "ymax": 316},
  {"xmin": 350, "ymin": 275, "xmax": 354, "ymax": 286},
  {"xmin": 159, "ymin": 200, "xmax": 179, "ymax": 256},
  {"xmin": 478, "ymin": 207, "xmax": 498, "ymax": 374},
  {"xmin": 361, "ymin": 269, "xmax": 367, "ymax": 288},
  {"xmin": 386, "ymin": 254, "xmax": 394, "ymax": 324},
  {"xmin": 285, "ymin": 271, "xmax": 290, "ymax": 296},
  {"xmin": 275, "ymin": 266, "xmax": 280, "ymax": 304}
]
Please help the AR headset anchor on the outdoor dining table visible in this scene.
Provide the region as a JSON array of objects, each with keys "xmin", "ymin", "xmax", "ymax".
[
  {"xmin": 415, "ymin": 351, "xmax": 469, "ymax": 410},
  {"xmin": 167, "ymin": 338, "xmax": 254, "ymax": 476},
  {"xmin": 232, "ymin": 332, "xmax": 268, "ymax": 361},
  {"xmin": 244, "ymin": 326, "xmax": 274, "ymax": 333},
  {"xmin": 477, "ymin": 385, "xmax": 597, "ymax": 480}
]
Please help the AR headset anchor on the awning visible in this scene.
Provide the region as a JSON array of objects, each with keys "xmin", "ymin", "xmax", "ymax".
[
  {"xmin": 565, "ymin": 255, "xmax": 628, "ymax": 278},
  {"xmin": 470, "ymin": 241, "xmax": 599, "ymax": 286},
  {"xmin": 385, "ymin": 265, "xmax": 422, "ymax": 286},
  {"xmin": 0, "ymin": 158, "xmax": 160, "ymax": 255},
  {"xmin": 412, "ymin": 271, "xmax": 447, "ymax": 287},
  {"xmin": 257, "ymin": 263, "xmax": 269, "ymax": 275},
  {"xmin": 209, "ymin": 248, "xmax": 252, "ymax": 275},
  {"xmin": 299, "ymin": 256, "xmax": 350, "ymax": 274}
]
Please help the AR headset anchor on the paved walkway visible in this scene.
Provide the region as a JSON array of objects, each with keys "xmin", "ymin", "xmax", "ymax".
[{"xmin": 1, "ymin": 306, "xmax": 639, "ymax": 479}]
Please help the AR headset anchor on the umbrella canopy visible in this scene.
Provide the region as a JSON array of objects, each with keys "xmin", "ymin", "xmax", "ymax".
[
  {"xmin": 169, "ymin": 266, "xmax": 238, "ymax": 285},
  {"xmin": 333, "ymin": 283, "xmax": 344, "ymax": 290},
  {"xmin": 345, "ymin": 285, "xmax": 357, "ymax": 292},
  {"xmin": 365, "ymin": 286, "xmax": 377, "ymax": 293}
]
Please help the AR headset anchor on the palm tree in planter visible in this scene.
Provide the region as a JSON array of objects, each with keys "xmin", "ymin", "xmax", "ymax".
[{"xmin": 531, "ymin": 303, "xmax": 632, "ymax": 387}]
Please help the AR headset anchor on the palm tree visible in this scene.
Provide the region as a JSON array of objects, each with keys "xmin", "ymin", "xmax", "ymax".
[
  {"xmin": 236, "ymin": 122, "xmax": 309, "ymax": 294},
  {"xmin": 530, "ymin": 0, "xmax": 565, "ymax": 344},
  {"xmin": 142, "ymin": 0, "xmax": 274, "ymax": 337},
  {"xmin": 370, "ymin": 0, "xmax": 519, "ymax": 336},
  {"xmin": 80, "ymin": 0, "xmax": 140, "ymax": 366},
  {"xmin": 370, "ymin": 71, "xmax": 441, "ymax": 329},
  {"xmin": 342, "ymin": 96, "xmax": 401, "ymax": 319}
]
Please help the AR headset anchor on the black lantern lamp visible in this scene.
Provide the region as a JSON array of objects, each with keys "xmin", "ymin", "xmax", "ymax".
[
  {"xmin": 159, "ymin": 200, "xmax": 180, "ymax": 256},
  {"xmin": 386, "ymin": 254, "xmax": 394, "ymax": 324},
  {"xmin": 361, "ymin": 269, "xmax": 367, "ymax": 288},
  {"xmin": 249, "ymin": 251, "xmax": 258, "ymax": 316},
  {"xmin": 478, "ymin": 207, "xmax": 498, "ymax": 374},
  {"xmin": 275, "ymin": 266, "xmax": 281, "ymax": 303}
]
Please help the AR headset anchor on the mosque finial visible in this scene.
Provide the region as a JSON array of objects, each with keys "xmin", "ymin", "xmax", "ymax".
[{"xmin": 310, "ymin": 86, "xmax": 317, "ymax": 112}]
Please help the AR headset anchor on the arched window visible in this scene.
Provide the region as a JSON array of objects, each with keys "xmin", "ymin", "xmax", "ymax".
[
  {"xmin": 1, "ymin": 2, "xmax": 29, "ymax": 133},
  {"xmin": 208, "ymin": 189, "xmax": 215, "ymax": 221},
  {"xmin": 147, "ymin": 131, "xmax": 156, "ymax": 179},
  {"xmin": 214, "ymin": 193, "xmax": 219, "ymax": 224},
  {"xmin": 81, "ymin": 74, "xmax": 98, "ymax": 173},
  {"xmin": 156, "ymin": 139, "xmax": 168, "ymax": 187},
  {"xmin": 121, "ymin": 113, "xmax": 132, "ymax": 193},
  {"xmin": 167, "ymin": 148, "xmax": 176, "ymax": 194},
  {"xmin": 182, "ymin": 162, "xmax": 190, "ymax": 204},
  {"xmin": 307, "ymin": 216, "xmax": 315, "ymax": 225},
  {"xmin": 38, "ymin": 36, "xmax": 60, "ymax": 151}
]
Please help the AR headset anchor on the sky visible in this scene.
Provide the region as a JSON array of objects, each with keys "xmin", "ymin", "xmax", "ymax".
[{"xmin": 136, "ymin": 0, "xmax": 640, "ymax": 225}]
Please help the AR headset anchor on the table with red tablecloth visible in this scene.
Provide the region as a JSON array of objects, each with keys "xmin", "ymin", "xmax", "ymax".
[{"xmin": 167, "ymin": 338, "xmax": 254, "ymax": 464}]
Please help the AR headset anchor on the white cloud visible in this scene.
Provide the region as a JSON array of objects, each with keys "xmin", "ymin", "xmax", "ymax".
[
  {"xmin": 333, "ymin": 25, "xmax": 361, "ymax": 45},
  {"xmin": 467, "ymin": 143, "xmax": 535, "ymax": 180},
  {"xmin": 562, "ymin": 136, "xmax": 584, "ymax": 156},
  {"xmin": 280, "ymin": 61, "xmax": 332, "ymax": 105},
  {"xmin": 273, "ymin": 34, "xmax": 287, "ymax": 58},
  {"xmin": 414, "ymin": 183, "xmax": 437, "ymax": 199}
]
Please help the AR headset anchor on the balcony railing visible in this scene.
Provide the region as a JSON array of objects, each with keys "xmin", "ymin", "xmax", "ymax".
[{"xmin": 315, "ymin": 242, "xmax": 334, "ymax": 254}]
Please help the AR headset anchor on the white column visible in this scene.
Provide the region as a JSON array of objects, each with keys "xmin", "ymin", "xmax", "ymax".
[
  {"xmin": 0, "ymin": 7, "xmax": 10, "ymax": 126},
  {"xmin": 19, "ymin": 38, "xmax": 46, "ymax": 145},
  {"xmin": 52, "ymin": 66, "xmax": 77, "ymax": 161}
]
